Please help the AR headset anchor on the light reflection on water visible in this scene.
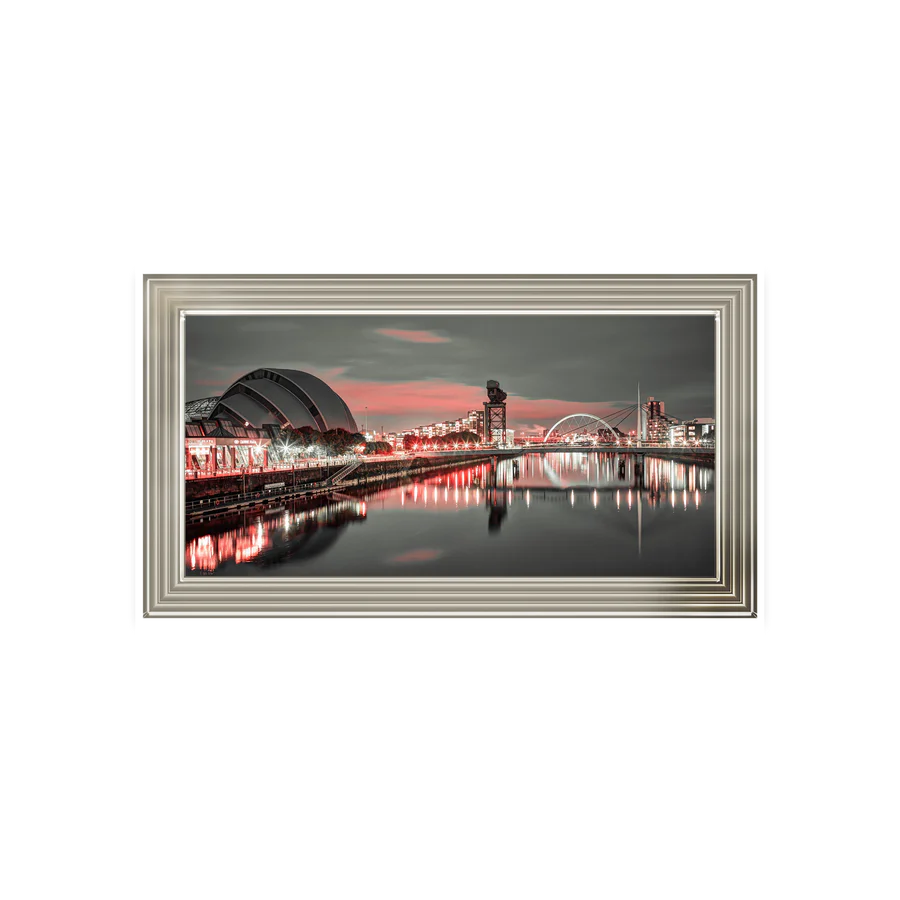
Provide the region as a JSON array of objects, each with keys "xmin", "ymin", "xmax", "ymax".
[{"xmin": 185, "ymin": 452, "xmax": 715, "ymax": 578}]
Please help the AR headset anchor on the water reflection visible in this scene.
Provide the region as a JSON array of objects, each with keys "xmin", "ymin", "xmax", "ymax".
[
  {"xmin": 186, "ymin": 452, "xmax": 715, "ymax": 578},
  {"xmin": 186, "ymin": 494, "xmax": 368, "ymax": 574}
]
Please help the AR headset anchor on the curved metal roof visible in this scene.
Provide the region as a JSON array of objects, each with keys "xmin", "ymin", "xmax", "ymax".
[
  {"xmin": 216, "ymin": 390, "xmax": 305, "ymax": 429},
  {"xmin": 210, "ymin": 368, "xmax": 358, "ymax": 433},
  {"xmin": 184, "ymin": 396, "xmax": 220, "ymax": 422}
]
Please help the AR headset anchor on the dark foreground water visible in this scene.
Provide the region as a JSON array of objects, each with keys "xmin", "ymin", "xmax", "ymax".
[{"xmin": 185, "ymin": 452, "xmax": 715, "ymax": 578}]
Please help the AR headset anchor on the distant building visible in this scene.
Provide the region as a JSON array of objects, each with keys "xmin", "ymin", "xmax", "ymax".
[
  {"xmin": 645, "ymin": 396, "xmax": 679, "ymax": 443},
  {"xmin": 520, "ymin": 429, "xmax": 547, "ymax": 444},
  {"xmin": 404, "ymin": 408, "xmax": 485, "ymax": 442},
  {"xmin": 669, "ymin": 418, "xmax": 715, "ymax": 444},
  {"xmin": 463, "ymin": 409, "xmax": 484, "ymax": 439}
]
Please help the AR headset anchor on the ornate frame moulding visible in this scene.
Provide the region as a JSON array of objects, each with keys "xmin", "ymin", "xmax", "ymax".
[{"xmin": 143, "ymin": 275, "xmax": 756, "ymax": 617}]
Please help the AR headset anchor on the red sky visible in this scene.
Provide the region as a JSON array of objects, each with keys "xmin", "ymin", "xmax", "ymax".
[
  {"xmin": 374, "ymin": 328, "xmax": 449, "ymax": 344},
  {"xmin": 185, "ymin": 313, "xmax": 715, "ymax": 432},
  {"xmin": 327, "ymin": 375, "xmax": 627, "ymax": 433}
]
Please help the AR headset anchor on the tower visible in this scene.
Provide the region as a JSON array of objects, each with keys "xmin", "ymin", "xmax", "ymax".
[
  {"xmin": 483, "ymin": 379, "xmax": 508, "ymax": 446},
  {"xmin": 637, "ymin": 382, "xmax": 643, "ymax": 445}
]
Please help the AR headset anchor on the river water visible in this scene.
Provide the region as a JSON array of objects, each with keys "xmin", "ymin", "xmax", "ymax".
[{"xmin": 185, "ymin": 451, "xmax": 716, "ymax": 578}]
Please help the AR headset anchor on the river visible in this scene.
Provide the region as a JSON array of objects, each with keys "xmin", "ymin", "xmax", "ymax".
[{"xmin": 185, "ymin": 451, "xmax": 715, "ymax": 578}]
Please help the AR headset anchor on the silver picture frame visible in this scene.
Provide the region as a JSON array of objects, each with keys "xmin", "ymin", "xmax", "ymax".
[{"xmin": 143, "ymin": 275, "xmax": 756, "ymax": 617}]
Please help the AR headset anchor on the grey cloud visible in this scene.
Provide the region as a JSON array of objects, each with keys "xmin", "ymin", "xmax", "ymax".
[{"xmin": 186, "ymin": 313, "xmax": 715, "ymax": 424}]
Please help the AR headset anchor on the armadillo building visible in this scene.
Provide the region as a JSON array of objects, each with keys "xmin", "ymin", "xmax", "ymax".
[
  {"xmin": 186, "ymin": 368, "xmax": 358, "ymax": 432},
  {"xmin": 184, "ymin": 368, "xmax": 359, "ymax": 474}
]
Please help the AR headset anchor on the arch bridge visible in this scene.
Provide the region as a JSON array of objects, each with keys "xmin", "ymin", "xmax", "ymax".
[{"xmin": 543, "ymin": 413, "xmax": 626, "ymax": 444}]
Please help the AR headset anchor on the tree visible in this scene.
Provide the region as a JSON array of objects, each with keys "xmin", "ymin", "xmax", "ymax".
[
  {"xmin": 364, "ymin": 441, "xmax": 392, "ymax": 454},
  {"xmin": 290, "ymin": 426, "xmax": 319, "ymax": 455},
  {"xmin": 432, "ymin": 430, "xmax": 479, "ymax": 448},
  {"xmin": 318, "ymin": 428, "xmax": 367, "ymax": 456},
  {"xmin": 402, "ymin": 434, "xmax": 420, "ymax": 451}
]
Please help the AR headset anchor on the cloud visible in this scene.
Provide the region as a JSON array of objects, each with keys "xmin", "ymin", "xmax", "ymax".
[
  {"xmin": 389, "ymin": 549, "xmax": 444, "ymax": 563},
  {"xmin": 185, "ymin": 313, "xmax": 715, "ymax": 422},
  {"xmin": 326, "ymin": 375, "xmax": 632, "ymax": 432},
  {"xmin": 375, "ymin": 328, "xmax": 450, "ymax": 344}
]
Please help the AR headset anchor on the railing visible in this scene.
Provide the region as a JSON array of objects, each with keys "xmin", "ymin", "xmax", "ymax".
[
  {"xmin": 528, "ymin": 442, "xmax": 714, "ymax": 451},
  {"xmin": 184, "ymin": 453, "xmax": 493, "ymax": 514},
  {"xmin": 329, "ymin": 461, "xmax": 362, "ymax": 485},
  {"xmin": 185, "ymin": 455, "xmax": 358, "ymax": 480},
  {"xmin": 186, "ymin": 481, "xmax": 327, "ymax": 513}
]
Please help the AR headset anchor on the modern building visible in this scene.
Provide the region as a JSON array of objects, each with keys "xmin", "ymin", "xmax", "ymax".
[
  {"xmin": 645, "ymin": 396, "xmax": 680, "ymax": 444},
  {"xmin": 402, "ymin": 408, "xmax": 485, "ymax": 442},
  {"xmin": 186, "ymin": 367, "xmax": 358, "ymax": 433},
  {"xmin": 185, "ymin": 419, "xmax": 275, "ymax": 473},
  {"xmin": 184, "ymin": 367, "xmax": 360, "ymax": 474},
  {"xmin": 669, "ymin": 417, "xmax": 715, "ymax": 444}
]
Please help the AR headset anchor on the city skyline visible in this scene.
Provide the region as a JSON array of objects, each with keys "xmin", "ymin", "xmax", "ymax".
[{"xmin": 186, "ymin": 314, "xmax": 715, "ymax": 433}]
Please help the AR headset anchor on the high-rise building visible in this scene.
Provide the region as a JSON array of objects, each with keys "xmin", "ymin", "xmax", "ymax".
[
  {"xmin": 464, "ymin": 409, "xmax": 483, "ymax": 439},
  {"xmin": 403, "ymin": 408, "xmax": 486, "ymax": 443},
  {"xmin": 645, "ymin": 396, "xmax": 679, "ymax": 443}
]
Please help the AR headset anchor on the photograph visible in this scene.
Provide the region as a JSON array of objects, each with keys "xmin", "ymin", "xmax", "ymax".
[{"xmin": 184, "ymin": 313, "xmax": 717, "ymax": 579}]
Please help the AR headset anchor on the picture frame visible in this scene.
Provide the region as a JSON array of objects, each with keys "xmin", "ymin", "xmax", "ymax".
[{"xmin": 143, "ymin": 275, "xmax": 756, "ymax": 617}]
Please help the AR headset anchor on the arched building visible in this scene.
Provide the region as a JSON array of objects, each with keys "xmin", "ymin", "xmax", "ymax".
[
  {"xmin": 205, "ymin": 368, "xmax": 358, "ymax": 432},
  {"xmin": 184, "ymin": 368, "xmax": 359, "ymax": 475}
]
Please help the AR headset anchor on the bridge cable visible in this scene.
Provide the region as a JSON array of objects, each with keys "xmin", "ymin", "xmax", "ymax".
[{"xmin": 549, "ymin": 405, "xmax": 638, "ymax": 440}]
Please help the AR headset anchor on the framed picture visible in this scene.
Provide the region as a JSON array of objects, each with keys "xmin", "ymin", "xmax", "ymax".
[{"xmin": 143, "ymin": 275, "xmax": 756, "ymax": 616}]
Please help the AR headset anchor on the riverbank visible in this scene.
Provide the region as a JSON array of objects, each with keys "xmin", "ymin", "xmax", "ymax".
[
  {"xmin": 186, "ymin": 451, "xmax": 519, "ymax": 522},
  {"xmin": 642, "ymin": 449, "xmax": 715, "ymax": 465}
]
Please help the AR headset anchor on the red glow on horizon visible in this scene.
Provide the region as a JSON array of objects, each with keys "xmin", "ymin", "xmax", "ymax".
[
  {"xmin": 375, "ymin": 328, "xmax": 450, "ymax": 344},
  {"xmin": 325, "ymin": 375, "xmax": 628, "ymax": 431},
  {"xmin": 390, "ymin": 548, "xmax": 443, "ymax": 563},
  {"xmin": 188, "ymin": 363, "xmax": 631, "ymax": 434}
]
